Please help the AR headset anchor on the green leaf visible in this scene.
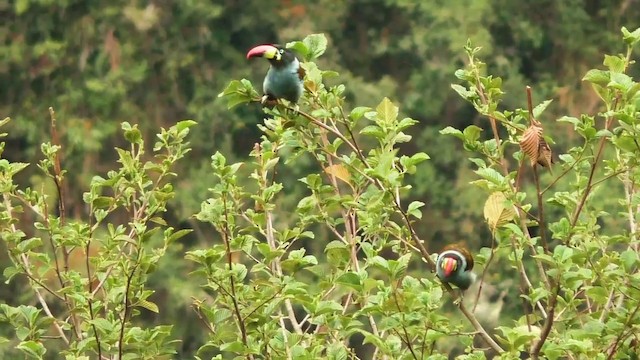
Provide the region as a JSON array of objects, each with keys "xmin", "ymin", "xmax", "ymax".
[
  {"xmin": 91, "ymin": 196, "xmax": 114, "ymax": 209},
  {"xmin": 16, "ymin": 340, "xmax": 46, "ymax": 359},
  {"xmin": 217, "ymin": 79, "xmax": 258, "ymax": 109},
  {"xmin": 474, "ymin": 167, "xmax": 505, "ymax": 185},
  {"xmin": 369, "ymin": 256, "xmax": 389, "ymax": 272},
  {"xmin": 463, "ymin": 125, "xmax": 483, "ymax": 143},
  {"xmin": 557, "ymin": 116, "xmax": 580, "ymax": 126},
  {"xmin": 603, "ymin": 54, "xmax": 626, "ymax": 73},
  {"xmin": 609, "ymin": 72, "xmax": 634, "ymax": 92},
  {"xmin": 451, "ymin": 84, "xmax": 476, "ymax": 100},
  {"xmin": 123, "ymin": 124, "xmax": 142, "ymax": 145},
  {"xmin": 286, "ymin": 41, "xmax": 309, "ymax": 60},
  {"xmin": 407, "ymin": 201, "xmax": 425, "ymax": 219},
  {"xmin": 314, "ymin": 300, "xmax": 343, "ymax": 315},
  {"xmin": 220, "ymin": 341, "xmax": 245, "ymax": 353},
  {"xmin": 621, "ymin": 250, "xmax": 638, "ymax": 272},
  {"xmin": 349, "ymin": 106, "xmax": 371, "ymax": 121},
  {"xmin": 336, "ymin": 272, "xmax": 362, "ymax": 291},
  {"xmin": 137, "ymin": 299, "xmax": 159, "ymax": 313},
  {"xmin": 375, "ymin": 97, "xmax": 398, "ymax": 126},
  {"xmin": 17, "ymin": 238, "xmax": 43, "ymax": 253},
  {"xmin": 440, "ymin": 126, "xmax": 464, "ymax": 140},
  {"xmin": 325, "ymin": 241, "xmax": 350, "ymax": 265},
  {"xmin": 533, "ymin": 99, "xmax": 553, "ymax": 118},
  {"xmin": 89, "ymin": 318, "xmax": 115, "ymax": 334},
  {"xmin": 303, "ymin": 34, "xmax": 328, "ymax": 60},
  {"xmin": 582, "ymin": 69, "xmax": 610, "ymax": 86},
  {"xmin": 326, "ymin": 341, "xmax": 348, "ymax": 360},
  {"xmin": 175, "ymin": 120, "xmax": 198, "ymax": 133},
  {"xmin": 553, "ymin": 245, "xmax": 573, "ymax": 263},
  {"xmin": 622, "ymin": 26, "xmax": 640, "ymax": 46},
  {"xmin": 166, "ymin": 229, "xmax": 193, "ymax": 244},
  {"xmin": 360, "ymin": 125, "xmax": 384, "ymax": 139}
]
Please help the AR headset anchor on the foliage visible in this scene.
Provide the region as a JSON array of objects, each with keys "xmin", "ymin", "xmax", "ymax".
[
  {"xmin": 2, "ymin": 0, "xmax": 640, "ymax": 358},
  {"xmin": 0, "ymin": 118, "xmax": 195, "ymax": 358},
  {"xmin": 192, "ymin": 29, "xmax": 638, "ymax": 359}
]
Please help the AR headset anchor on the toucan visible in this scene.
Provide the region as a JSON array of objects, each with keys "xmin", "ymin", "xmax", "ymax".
[
  {"xmin": 246, "ymin": 44, "xmax": 304, "ymax": 105},
  {"xmin": 436, "ymin": 244, "xmax": 477, "ymax": 291}
]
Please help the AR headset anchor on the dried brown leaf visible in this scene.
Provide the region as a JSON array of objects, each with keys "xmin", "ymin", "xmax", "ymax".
[
  {"xmin": 519, "ymin": 124, "xmax": 543, "ymax": 166},
  {"xmin": 537, "ymin": 138, "xmax": 554, "ymax": 174},
  {"xmin": 324, "ymin": 164, "xmax": 351, "ymax": 185},
  {"xmin": 483, "ymin": 192, "xmax": 516, "ymax": 232}
]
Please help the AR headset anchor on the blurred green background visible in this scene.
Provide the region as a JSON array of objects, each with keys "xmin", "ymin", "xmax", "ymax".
[{"xmin": 1, "ymin": 0, "xmax": 639, "ymax": 357}]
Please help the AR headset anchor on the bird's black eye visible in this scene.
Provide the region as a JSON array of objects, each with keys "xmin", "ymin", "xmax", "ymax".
[{"xmin": 279, "ymin": 49, "xmax": 284, "ymax": 54}]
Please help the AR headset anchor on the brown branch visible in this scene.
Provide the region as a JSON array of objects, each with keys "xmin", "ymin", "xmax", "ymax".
[
  {"xmin": 473, "ymin": 237, "xmax": 496, "ymax": 313},
  {"xmin": 541, "ymin": 147, "xmax": 588, "ymax": 195},
  {"xmin": 570, "ymin": 98, "xmax": 618, "ymax": 227},
  {"xmin": 606, "ymin": 300, "xmax": 640, "ymax": 359},
  {"xmin": 48, "ymin": 108, "xmax": 85, "ymax": 340},
  {"xmin": 2, "ymin": 194, "xmax": 70, "ymax": 345},
  {"xmin": 531, "ymin": 280, "xmax": 561, "ymax": 359},
  {"xmin": 254, "ymin": 142, "xmax": 303, "ymax": 335},
  {"xmin": 191, "ymin": 299, "xmax": 216, "ymax": 334},
  {"xmin": 48, "ymin": 108, "xmax": 68, "ymax": 268},
  {"xmin": 532, "ymin": 165, "xmax": 549, "ymax": 254},
  {"xmin": 221, "ymin": 195, "xmax": 250, "ymax": 351},
  {"xmin": 119, "ymin": 261, "xmax": 139, "ymax": 360},
  {"xmin": 87, "ymin": 205, "xmax": 102, "ymax": 359},
  {"xmin": 391, "ymin": 283, "xmax": 419, "ymax": 360}
]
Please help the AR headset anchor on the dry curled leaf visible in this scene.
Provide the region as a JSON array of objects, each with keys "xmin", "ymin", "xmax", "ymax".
[
  {"xmin": 520, "ymin": 124, "xmax": 543, "ymax": 166},
  {"xmin": 484, "ymin": 192, "xmax": 516, "ymax": 232},
  {"xmin": 520, "ymin": 121, "xmax": 553, "ymax": 172},
  {"xmin": 537, "ymin": 137, "xmax": 554, "ymax": 173}
]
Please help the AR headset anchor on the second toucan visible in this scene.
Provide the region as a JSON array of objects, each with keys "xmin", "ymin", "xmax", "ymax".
[
  {"xmin": 246, "ymin": 44, "xmax": 304, "ymax": 104},
  {"xmin": 436, "ymin": 244, "xmax": 477, "ymax": 290}
]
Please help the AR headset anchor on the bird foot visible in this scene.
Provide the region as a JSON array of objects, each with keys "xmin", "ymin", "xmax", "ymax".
[
  {"xmin": 453, "ymin": 293, "xmax": 464, "ymax": 307},
  {"xmin": 261, "ymin": 95, "xmax": 278, "ymax": 109}
]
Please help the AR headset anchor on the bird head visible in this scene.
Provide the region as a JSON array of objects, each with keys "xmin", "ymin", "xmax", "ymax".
[
  {"xmin": 246, "ymin": 44, "xmax": 296, "ymax": 67},
  {"xmin": 440, "ymin": 256, "xmax": 459, "ymax": 277},
  {"xmin": 436, "ymin": 243, "xmax": 474, "ymax": 278}
]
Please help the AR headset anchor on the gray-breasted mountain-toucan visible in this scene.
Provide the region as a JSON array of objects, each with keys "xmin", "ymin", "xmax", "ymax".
[
  {"xmin": 246, "ymin": 44, "xmax": 304, "ymax": 104},
  {"xmin": 436, "ymin": 244, "xmax": 477, "ymax": 291}
]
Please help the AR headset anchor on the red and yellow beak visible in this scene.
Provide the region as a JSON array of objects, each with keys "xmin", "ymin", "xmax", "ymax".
[
  {"xmin": 246, "ymin": 44, "xmax": 280, "ymax": 60},
  {"xmin": 441, "ymin": 257, "xmax": 458, "ymax": 277}
]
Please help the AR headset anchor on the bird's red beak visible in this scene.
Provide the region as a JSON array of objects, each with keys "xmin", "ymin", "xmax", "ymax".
[
  {"xmin": 246, "ymin": 44, "xmax": 278, "ymax": 59},
  {"xmin": 442, "ymin": 257, "xmax": 458, "ymax": 277}
]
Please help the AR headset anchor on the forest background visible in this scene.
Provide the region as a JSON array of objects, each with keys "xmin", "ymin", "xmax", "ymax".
[{"xmin": 1, "ymin": 0, "xmax": 640, "ymax": 359}]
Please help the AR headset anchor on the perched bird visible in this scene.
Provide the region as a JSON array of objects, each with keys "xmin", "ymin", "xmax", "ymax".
[
  {"xmin": 246, "ymin": 44, "xmax": 304, "ymax": 105},
  {"xmin": 436, "ymin": 244, "xmax": 477, "ymax": 291}
]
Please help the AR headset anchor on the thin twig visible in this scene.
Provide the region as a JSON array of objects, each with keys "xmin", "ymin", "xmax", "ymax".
[
  {"xmin": 221, "ymin": 195, "xmax": 250, "ymax": 349},
  {"xmin": 191, "ymin": 300, "xmax": 216, "ymax": 333},
  {"xmin": 2, "ymin": 194, "xmax": 70, "ymax": 345},
  {"xmin": 48, "ymin": 108, "xmax": 69, "ymax": 271},
  {"xmin": 391, "ymin": 284, "xmax": 419, "ymax": 360},
  {"xmin": 531, "ymin": 280, "xmax": 560, "ymax": 359},
  {"xmin": 606, "ymin": 301, "xmax": 640, "ymax": 359},
  {"xmin": 570, "ymin": 98, "xmax": 618, "ymax": 227},
  {"xmin": 87, "ymin": 203, "xmax": 102, "ymax": 359},
  {"xmin": 118, "ymin": 261, "xmax": 138, "ymax": 360},
  {"xmin": 254, "ymin": 142, "xmax": 303, "ymax": 335}
]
